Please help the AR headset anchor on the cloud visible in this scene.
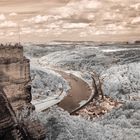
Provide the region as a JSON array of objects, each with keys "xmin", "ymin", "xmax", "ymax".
[
  {"xmin": 131, "ymin": 17, "xmax": 140, "ymax": 24},
  {"xmin": 103, "ymin": 12, "xmax": 115, "ymax": 20},
  {"xmin": 21, "ymin": 27, "xmax": 34, "ymax": 34},
  {"xmin": 8, "ymin": 32, "xmax": 15, "ymax": 36},
  {"xmin": 102, "ymin": 12, "xmax": 123, "ymax": 21},
  {"xmin": 0, "ymin": 14, "xmax": 6, "ymax": 21},
  {"xmin": 67, "ymin": 0, "xmax": 101, "ymax": 10},
  {"xmin": 105, "ymin": 24, "xmax": 124, "ymax": 31},
  {"xmin": 0, "ymin": 21, "xmax": 17, "ymax": 27},
  {"xmin": 130, "ymin": 3, "xmax": 140, "ymax": 10},
  {"xmin": 51, "ymin": 0, "xmax": 101, "ymax": 19},
  {"xmin": 9, "ymin": 12, "xmax": 17, "ymax": 16},
  {"xmin": 62, "ymin": 23, "xmax": 89, "ymax": 29},
  {"xmin": 24, "ymin": 15, "xmax": 48, "ymax": 23},
  {"xmin": 80, "ymin": 32, "xmax": 87, "ymax": 37},
  {"xmin": 79, "ymin": 0, "xmax": 101, "ymax": 9},
  {"xmin": 87, "ymin": 14, "xmax": 95, "ymax": 20},
  {"xmin": 94, "ymin": 30, "xmax": 106, "ymax": 35},
  {"xmin": 1, "ymin": 0, "xmax": 139, "ymax": 40},
  {"xmin": 0, "ymin": 32, "xmax": 4, "ymax": 36},
  {"xmin": 46, "ymin": 23, "xmax": 60, "ymax": 29}
]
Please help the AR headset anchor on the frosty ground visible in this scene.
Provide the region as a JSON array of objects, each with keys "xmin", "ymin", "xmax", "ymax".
[{"xmin": 23, "ymin": 42, "xmax": 140, "ymax": 140}]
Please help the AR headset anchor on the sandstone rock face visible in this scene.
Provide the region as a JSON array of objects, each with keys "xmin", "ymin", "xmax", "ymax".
[
  {"xmin": 0, "ymin": 88, "xmax": 17, "ymax": 132},
  {"xmin": 0, "ymin": 44, "xmax": 33, "ymax": 111},
  {"xmin": 0, "ymin": 87, "xmax": 46, "ymax": 140},
  {"xmin": 0, "ymin": 88, "xmax": 29, "ymax": 140},
  {"xmin": 0, "ymin": 44, "xmax": 46, "ymax": 139}
]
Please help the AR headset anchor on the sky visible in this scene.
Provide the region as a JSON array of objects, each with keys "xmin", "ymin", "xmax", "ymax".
[{"xmin": 0, "ymin": 0, "xmax": 140, "ymax": 42}]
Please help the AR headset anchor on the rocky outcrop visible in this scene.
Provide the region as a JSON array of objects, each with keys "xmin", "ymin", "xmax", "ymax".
[
  {"xmin": 0, "ymin": 44, "xmax": 46, "ymax": 139},
  {"xmin": 0, "ymin": 87, "xmax": 29, "ymax": 140},
  {"xmin": 0, "ymin": 44, "xmax": 33, "ymax": 111},
  {"xmin": 0, "ymin": 87, "xmax": 46, "ymax": 140}
]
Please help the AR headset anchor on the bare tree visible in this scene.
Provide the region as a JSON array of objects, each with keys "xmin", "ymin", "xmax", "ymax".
[{"xmin": 70, "ymin": 71, "xmax": 104, "ymax": 115}]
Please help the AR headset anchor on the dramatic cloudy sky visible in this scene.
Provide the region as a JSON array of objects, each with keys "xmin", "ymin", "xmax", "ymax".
[{"xmin": 0, "ymin": 0, "xmax": 140, "ymax": 42}]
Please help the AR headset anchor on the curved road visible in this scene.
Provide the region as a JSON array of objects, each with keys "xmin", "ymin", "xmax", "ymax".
[
  {"xmin": 31, "ymin": 59, "xmax": 92, "ymax": 113},
  {"xmin": 56, "ymin": 70, "xmax": 92, "ymax": 113}
]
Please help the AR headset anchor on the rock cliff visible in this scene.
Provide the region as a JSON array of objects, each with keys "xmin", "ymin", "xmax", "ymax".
[
  {"xmin": 0, "ymin": 44, "xmax": 33, "ymax": 111},
  {"xmin": 0, "ymin": 87, "xmax": 46, "ymax": 140},
  {"xmin": 0, "ymin": 44, "xmax": 46, "ymax": 139}
]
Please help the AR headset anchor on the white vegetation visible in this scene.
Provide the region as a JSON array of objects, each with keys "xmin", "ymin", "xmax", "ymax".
[
  {"xmin": 31, "ymin": 68, "xmax": 70, "ymax": 99},
  {"xmin": 34, "ymin": 103, "xmax": 140, "ymax": 140},
  {"xmin": 30, "ymin": 66, "xmax": 70, "ymax": 111},
  {"xmin": 23, "ymin": 43, "xmax": 140, "ymax": 140},
  {"xmin": 102, "ymin": 62, "xmax": 140, "ymax": 101},
  {"xmin": 39, "ymin": 47, "xmax": 104, "ymax": 71}
]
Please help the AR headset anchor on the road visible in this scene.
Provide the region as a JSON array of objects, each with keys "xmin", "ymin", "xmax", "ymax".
[
  {"xmin": 57, "ymin": 70, "xmax": 92, "ymax": 113},
  {"xmin": 30, "ymin": 59, "xmax": 92, "ymax": 113}
]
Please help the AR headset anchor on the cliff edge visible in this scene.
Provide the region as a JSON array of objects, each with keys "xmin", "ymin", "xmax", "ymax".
[
  {"xmin": 0, "ymin": 44, "xmax": 46, "ymax": 140},
  {"xmin": 0, "ymin": 44, "xmax": 33, "ymax": 111}
]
